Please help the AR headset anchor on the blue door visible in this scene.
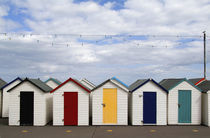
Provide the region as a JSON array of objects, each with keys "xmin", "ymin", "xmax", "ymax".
[
  {"xmin": 178, "ymin": 90, "xmax": 191, "ymax": 123},
  {"xmin": 143, "ymin": 92, "xmax": 156, "ymax": 124}
]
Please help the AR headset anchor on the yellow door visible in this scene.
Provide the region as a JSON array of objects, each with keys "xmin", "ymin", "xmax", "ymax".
[{"xmin": 103, "ymin": 88, "xmax": 117, "ymax": 124}]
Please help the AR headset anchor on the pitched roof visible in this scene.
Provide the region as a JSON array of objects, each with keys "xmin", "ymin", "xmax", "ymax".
[
  {"xmin": 50, "ymin": 78, "xmax": 91, "ymax": 93},
  {"xmin": 92, "ymin": 77, "xmax": 129, "ymax": 92},
  {"xmin": 129, "ymin": 79, "xmax": 148, "ymax": 92},
  {"xmin": 159, "ymin": 78, "xmax": 185, "ymax": 90},
  {"xmin": 80, "ymin": 78, "xmax": 96, "ymax": 89},
  {"xmin": 8, "ymin": 78, "xmax": 52, "ymax": 93},
  {"xmin": 74, "ymin": 78, "xmax": 91, "ymax": 91},
  {"xmin": 197, "ymin": 80, "xmax": 210, "ymax": 92},
  {"xmin": 1, "ymin": 77, "xmax": 23, "ymax": 90},
  {"xmin": 91, "ymin": 79, "xmax": 110, "ymax": 91},
  {"xmin": 0, "ymin": 78, "xmax": 7, "ymax": 89},
  {"xmin": 188, "ymin": 78, "xmax": 206, "ymax": 85},
  {"xmin": 45, "ymin": 78, "xmax": 62, "ymax": 85},
  {"xmin": 129, "ymin": 79, "xmax": 168, "ymax": 93},
  {"xmin": 159, "ymin": 78, "xmax": 202, "ymax": 92},
  {"xmin": 111, "ymin": 77, "xmax": 129, "ymax": 88}
]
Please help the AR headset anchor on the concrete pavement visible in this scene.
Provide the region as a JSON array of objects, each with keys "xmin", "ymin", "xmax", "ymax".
[{"xmin": 0, "ymin": 118, "xmax": 210, "ymax": 138}]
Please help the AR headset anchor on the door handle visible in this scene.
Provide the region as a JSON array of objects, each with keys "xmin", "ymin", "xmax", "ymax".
[{"xmin": 102, "ymin": 103, "xmax": 106, "ymax": 107}]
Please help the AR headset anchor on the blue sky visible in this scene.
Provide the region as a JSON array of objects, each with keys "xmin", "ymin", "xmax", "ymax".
[
  {"xmin": 73, "ymin": 0, "xmax": 126, "ymax": 10},
  {"xmin": 0, "ymin": 0, "xmax": 210, "ymax": 85}
]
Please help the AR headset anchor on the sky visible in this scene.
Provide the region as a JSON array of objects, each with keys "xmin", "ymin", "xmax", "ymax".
[{"xmin": 0, "ymin": 0, "xmax": 210, "ymax": 85}]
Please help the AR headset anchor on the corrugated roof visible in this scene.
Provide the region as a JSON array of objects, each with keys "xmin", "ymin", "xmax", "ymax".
[
  {"xmin": 159, "ymin": 78, "xmax": 185, "ymax": 90},
  {"xmin": 197, "ymin": 80, "xmax": 210, "ymax": 92},
  {"xmin": 188, "ymin": 78, "xmax": 204, "ymax": 85},
  {"xmin": 8, "ymin": 78, "xmax": 52, "ymax": 93},
  {"xmin": 129, "ymin": 79, "xmax": 148, "ymax": 92},
  {"xmin": 0, "ymin": 78, "xmax": 7, "ymax": 89}
]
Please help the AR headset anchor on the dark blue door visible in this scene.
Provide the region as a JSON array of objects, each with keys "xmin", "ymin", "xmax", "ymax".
[{"xmin": 143, "ymin": 92, "xmax": 156, "ymax": 124}]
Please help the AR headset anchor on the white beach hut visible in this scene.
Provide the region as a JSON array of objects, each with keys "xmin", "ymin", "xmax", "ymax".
[
  {"xmin": 196, "ymin": 80, "xmax": 210, "ymax": 126},
  {"xmin": 51, "ymin": 78, "xmax": 91, "ymax": 126},
  {"xmin": 80, "ymin": 78, "xmax": 95, "ymax": 90},
  {"xmin": 7, "ymin": 78, "xmax": 53, "ymax": 126},
  {"xmin": 160, "ymin": 78, "xmax": 202, "ymax": 125},
  {"xmin": 0, "ymin": 78, "xmax": 7, "ymax": 118},
  {"xmin": 189, "ymin": 78, "xmax": 210, "ymax": 126},
  {"xmin": 80, "ymin": 78, "xmax": 95, "ymax": 120},
  {"xmin": 45, "ymin": 78, "xmax": 61, "ymax": 89},
  {"xmin": 91, "ymin": 77, "xmax": 129, "ymax": 125},
  {"xmin": 1, "ymin": 77, "xmax": 22, "ymax": 117},
  {"xmin": 129, "ymin": 78, "xmax": 168, "ymax": 125}
]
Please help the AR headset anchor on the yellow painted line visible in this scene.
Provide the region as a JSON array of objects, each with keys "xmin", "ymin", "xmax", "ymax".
[
  {"xmin": 192, "ymin": 129, "xmax": 199, "ymax": 132},
  {"xmin": 22, "ymin": 130, "xmax": 28, "ymax": 133},
  {"xmin": 66, "ymin": 130, "xmax": 72, "ymax": 133},
  {"xmin": 106, "ymin": 130, "xmax": 113, "ymax": 132},
  {"xmin": 150, "ymin": 129, "xmax": 156, "ymax": 133}
]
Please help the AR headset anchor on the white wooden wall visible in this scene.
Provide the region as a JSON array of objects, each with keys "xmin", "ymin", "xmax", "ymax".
[
  {"xmin": 9, "ymin": 81, "xmax": 52, "ymax": 126},
  {"xmin": 92, "ymin": 81, "xmax": 128, "ymax": 125},
  {"xmin": 128, "ymin": 92, "xmax": 132, "ymax": 125},
  {"xmin": 202, "ymin": 93, "xmax": 209, "ymax": 126},
  {"xmin": 53, "ymin": 81, "xmax": 89, "ymax": 126},
  {"xmin": 46, "ymin": 80, "xmax": 59, "ymax": 89},
  {"xmin": 208, "ymin": 92, "xmax": 210, "ymax": 126},
  {"xmin": 2, "ymin": 79, "xmax": 21, "ymax": 117},
  {"xmin": 80, "ymin": 79, "xmax": 94, "ymax": 120},
  {"xmin": 131, "ymin": 81, "xmax": 167, "ymax": 125},
  {"xmin": 0, "ymin": 90, "xmax": 2, "ymax": 117},
  {"xmin": 168, "ymin": 81, "xmax": 201, "ymax": 125},
  {"xmin": 45, "ymin": 92, "xmax": 53, "ymax": 124}
]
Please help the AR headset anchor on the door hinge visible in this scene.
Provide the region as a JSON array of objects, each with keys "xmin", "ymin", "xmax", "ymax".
[
  {"xmin": 62, "ymin": 94, "xmax": 64, "ymax": 96},
  {"xmin": 62, "ymin": 119, "xmax": 64, "ymax": 122},
  {"xmin": 18, "ymin": 95, "xmax": 20, "ymax": 97}
]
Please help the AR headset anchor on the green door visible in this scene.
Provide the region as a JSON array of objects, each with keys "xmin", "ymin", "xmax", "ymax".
[{"xmin": 178, "ymin": 90, "xmax": 191, "ymax": 123}]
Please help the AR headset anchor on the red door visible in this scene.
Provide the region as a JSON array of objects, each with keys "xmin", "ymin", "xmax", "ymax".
[{"xmin": 64, "ymin": 92, "xmax": 78, "ymax": 125}]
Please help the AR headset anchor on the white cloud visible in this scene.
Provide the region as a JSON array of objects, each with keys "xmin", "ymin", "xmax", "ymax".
[{"xmin": 0, "ymin": 0, "xmax": 209, "ymax": 84}]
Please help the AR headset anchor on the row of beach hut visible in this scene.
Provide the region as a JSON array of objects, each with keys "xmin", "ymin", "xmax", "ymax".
[{"xmin": 0, "ymin": 77, "xmax": 210, "ymax": 126}]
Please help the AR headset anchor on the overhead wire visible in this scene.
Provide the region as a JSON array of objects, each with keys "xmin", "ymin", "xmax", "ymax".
[{"xmin": 0, "ymin": 32, "xmax": 205, "ymax": 49}]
